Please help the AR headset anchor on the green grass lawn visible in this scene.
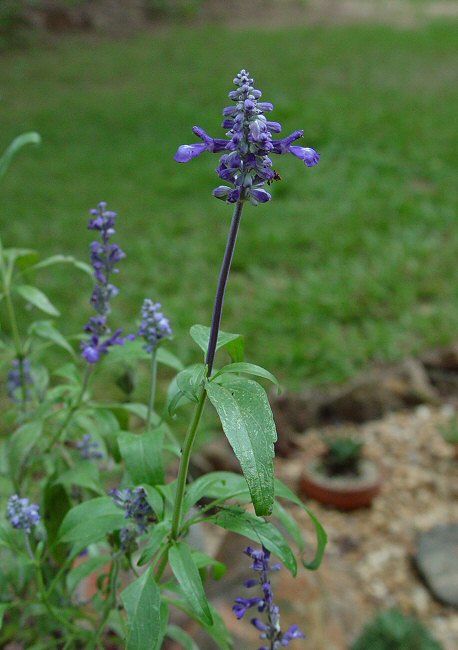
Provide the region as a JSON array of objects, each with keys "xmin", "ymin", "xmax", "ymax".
[{"xmin": 1, "ymin": 20, "xmax": 458, "ymax": 389}]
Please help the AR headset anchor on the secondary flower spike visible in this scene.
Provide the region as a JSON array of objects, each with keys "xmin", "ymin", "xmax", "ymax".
[
  {"xmin": 7, "ymin": 495, "xmax": 40, "ymax": 535},
  {"xmin": 81, "ymin": 202, "xmax": 134, "ymax": 364},
  {"xmin": 233, "ymin": 546, "xmax": 305, "ymax": 649},
  {"xmin": 174, "ymin": 69, "xmax": 320, "ymax": 205}
]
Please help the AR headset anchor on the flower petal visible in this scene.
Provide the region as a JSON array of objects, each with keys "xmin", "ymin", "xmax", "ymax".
[{"xmin": 174, "ymin": 143, "xmax": 206, "ymax": 163}]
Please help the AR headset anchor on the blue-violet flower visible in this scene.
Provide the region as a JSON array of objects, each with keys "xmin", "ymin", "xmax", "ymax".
[
  {"xmin": 76, "ymin": 433, "xmax": 103, "ymax": 460},
  {"xmin": 81, "ymin": 202, "xmax": 134, "ymax": 363},
  {"xmin": 233, "ymin": 546, "xmax": 305, "ymax": 649},
  {"xmin": 7, "ymin": 495, "xmax": 40, "ymax": 535},
  {"xmin": 137, "ymin": 299, "xmax": 173, "ymax": 353},
  {"xmin": 175, "ymin": 69, "xmax": 320, "ymax": 205},
  {"xmin": 110, "ymin": 486, "xmax": 155, "ymax": 534}
]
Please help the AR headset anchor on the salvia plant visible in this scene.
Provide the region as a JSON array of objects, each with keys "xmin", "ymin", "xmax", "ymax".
[{"xmin": 0, "ymin": 70, "xmax": 326, "ymax": 649}]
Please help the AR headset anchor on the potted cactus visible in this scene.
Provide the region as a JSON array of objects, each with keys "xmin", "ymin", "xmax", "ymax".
[
  {"xmin": 299, "ymin": 433, "xmax": 381, "ymax": 510},
  {"xmin": 351, "ymin": 608, "xmax": 444, "ymax": 649}
]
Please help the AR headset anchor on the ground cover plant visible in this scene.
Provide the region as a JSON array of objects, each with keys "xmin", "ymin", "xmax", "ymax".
[
  {"xmin": 1, "ymin": 20, "xmax": 458, "ymax": 387},
  {"xmin": 0, "ymin": 71, "xmax": 327, "ymax": 648}
]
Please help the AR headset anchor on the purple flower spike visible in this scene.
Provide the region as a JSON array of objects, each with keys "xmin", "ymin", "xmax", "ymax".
[
  {"xmin": 110, "ymin": 486, "xmax": 156, "ymax": 534},
  {"xmin": 76, "ymin": 433, "xmax": 103, "ymax": 460},
  {"xmin": 234, "ymin": 546, "xmax": 305, "ymax": 648},
  {"xmin": 81, "ymin": 202, "xmax": 133, "ymax": 364},
  {"xmin": 138, "ymin": 299, "xmax": 172, "ymax": 353},
  {"xmin": 175, "ymin": 70, "xmax": 320, "ymax": 203},
  {"xmin": 7, "ymin": 495, "xmax": 40, "ymax": 535}
]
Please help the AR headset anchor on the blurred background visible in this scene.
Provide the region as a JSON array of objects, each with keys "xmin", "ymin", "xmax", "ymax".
[
  {"xmin": 1, "ymin": 0, "xmax": 458, "ymax": 391},
  {"xmin": 1, "ymin": 1, "xmax": 458, "ymax": 648}
]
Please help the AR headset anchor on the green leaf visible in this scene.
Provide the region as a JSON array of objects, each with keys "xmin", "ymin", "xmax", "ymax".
[
  {"xmin": 189, "ymin": 324, "xmax": 244, "ymax": 362},
  {"xmin": 274, "ymin": 479, "xmax": 327, "ymax": 571},
  {"xmin": 8, "ymin": 420, "xmax": 43, "ymax": 481},
  {"xmin": 66, "ymin": 556, "xmax": 109, "ymax": 593},
  {"xmin": 144, "ymin": 486, "xmax": 165, "ymax": 519},
  {"xmin": 28, "ymin": 320, "xmax": 74, "ymax": 355},
  {"xmin": 121, "ymin": 567, "xmax": 162, "ymax": 650},
  {"xmin": 43, "ymin": 479, "xmax": 73, "ymax": 563},
  {"xmin": 213, "ymin": 362, "xmax": 281, "ymax": 393},
  {"xmin": 167, "ymin": 597, "xmax": 233, "ymax": 650},
  {"xmin": 58, "ymin": 497, "xmax": 126, "ymax": 548},
  {"xmin": 55, "ymin": 462, "xmax": 103, "ymax": 494},
  {"xmin": 157, "ymin": 347, "xmax": 184, "ymax": 371},
  {"xmin": 15, "ymin": 284, "xmax": 59, "ymax": 316},
  {"xmin": 107, "ymin": 402, "xmax": 149, "ymax": 422},
  {"xmin": 166, "ymin": 625, "xmax": 200, "ymax": 650},
  {"xmin": 31, "ymin": 254, "xmax": 92, "ymax": 277},
  {"xmin": 167, "ymin": 365, "xmax": 206, "ymax": 416},
  {"xmin": 137, "ymin": 520, "xmax": 170, "ymax": 567},
  {"xmin": 0, "ymin": 132, "xmax": 41, "ymax": 181},
  {"xmin": 118, "ymin": 430, "xmax": 165, "ymax": 486},
  {"xmin": 205, "ymin": 377, "xmax": 276, "ymax": 516},
  {"xmin": 169, "ymin": 542, "xmax": 213, "ymax": 626},
  {"xmin": 157, "ymin": 601, "xmax": 170, "ymax": 650},
  {"xmin": 53, "ymin": 362, "xmax": 82, "ymax": 385},
  {"xmin": 166, "ymin": 376, "xmax": 192, "ymax": 417},
  {"xmin": 272, "ymin": 500, "xmax": 304, "ymax": 552},
  {"xmin": 183, "ymin": 471, "xmax": 250, "ymax": 512},
  {"xmin": 0, "ymin": 522, "xmax": 17, "ymax": 550},
  {"xmin": 209, "ymin": 507, "xmax": 297, "ymax": 576},
  {"xmin": 191, "ymin": 550, "xmax": 226, "ymax": 580},
  {"xmin": 176, "ymin": 364, "xmax": 206, "ymax": 402}
]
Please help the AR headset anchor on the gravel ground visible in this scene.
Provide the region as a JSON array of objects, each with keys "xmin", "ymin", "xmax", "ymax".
[{"xmin": 188, "ymin": 404, "xmax": 458, "ymax": 650}]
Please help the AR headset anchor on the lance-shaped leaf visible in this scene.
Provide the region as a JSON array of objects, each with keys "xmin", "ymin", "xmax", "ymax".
[
  {"xmin": 58, "ymin": 497, "xmax": 126, "ymax": 549},
  {"xmin": 28, "ymin": 320, "xmax": 74, "ymax": 355},
  {"xmin": 121, "ymin": 566, "xmax": 162, "ymax": 650},
  {"xmin": 66, "ymin": 556, "xmax": 109, "ymax": 593},
  {"xmin": 137, "ymin": 520, "xmax": 170, "ymax": 567},
  {"xmin": 169, "ymin": 542, "xmax": 213, "ymax": 626},
  {"xmin": 205, "ymin": 377, "xmax": 276, "ymax": 516},
  {"xmin": 208, "ymin": 507, "xmax": 297, "ymax": 576},
  {"xmin": 190, "ymin": 324, "xmax": 244, "ymax": 362},
  {"xmin": 0, "ymin": 132, "xmax": 41, "ymax": 181},
  {"xmin": 8, "ymin": 420, "xmax": 43, "ymax": 482},
  {"xmin": 118, "ymin": 430, "xmax": 165, "ymax": 486},
  {"xmin": 274, "ymin": 479, "xmax": 327, "ymax": 570},
  {"xmin": 183, "ymin": 471, "xmax": 250, "ymax": 512},
  {"xmin": 166, "ymin": 597, "xmax": 233, "ymax": 650},
  {"xmin": 15, "ymin": 284, "xmax": 59, "ymax": 316},
  {"xmin": 166, "ymin": 625, "xmax": 200, "ymax": 650},
  {"xmin": 30, "ymin": 254, "xmax": 92, "ymax": 276},
  {"xmin": 212, "ymin": 361, "xmax": 281, "ymax": 393},
  {"xmin": 167, "ymin": 364, "xmax": 205, "ymax": 416}
]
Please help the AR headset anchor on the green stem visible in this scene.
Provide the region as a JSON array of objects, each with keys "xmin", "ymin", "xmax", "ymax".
[
  {"xmin": 88, "ymin": 557, "xmax": 120, "ymax": 650},
  {"xmin": 169, "ymin": 199, "xmax": 245, "ymax": 542},
  {"xmin": 145, "ymin": 348, "xmax": 158, "ymax": 431},
  {"xmin": 30, "ymin": 535, "xmax": 86, "ymax": 639},
  {"xmin": 170, "ymin": 387, "xmax": 207, "ymax": 541},
  {"xmin": 1, "ymin": 247, "xmax": 28, "ymax": 408}
]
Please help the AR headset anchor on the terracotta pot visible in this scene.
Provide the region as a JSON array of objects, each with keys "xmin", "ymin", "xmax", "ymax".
[{"xmin": 299, "ymin": 457, "xmax": 381, "ymax": 510}]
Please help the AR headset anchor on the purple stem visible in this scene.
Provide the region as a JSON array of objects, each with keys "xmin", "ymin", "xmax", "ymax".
[{"xmin": 205, "ymin": 199, "xmax": 244, "ymax": 375}]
